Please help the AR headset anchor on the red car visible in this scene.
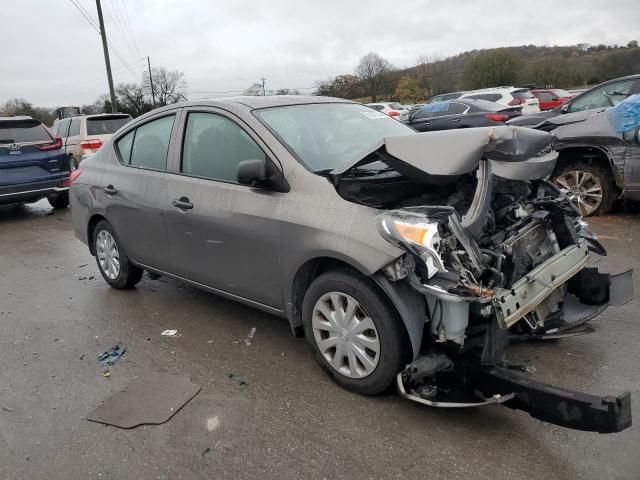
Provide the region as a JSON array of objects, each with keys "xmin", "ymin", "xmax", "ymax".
[{"xmin": 531, "ymin": 89, "xmax": 573, "ymax": 111}]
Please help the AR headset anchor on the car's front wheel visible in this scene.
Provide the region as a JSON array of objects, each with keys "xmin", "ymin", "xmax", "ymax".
[
  {"xmin": 302, "ymin": 270, "xmax": 409, "ymax": 395},
  {"xmin": 93, "ymin": 220, "xmax": 143, "ymax": 289}
]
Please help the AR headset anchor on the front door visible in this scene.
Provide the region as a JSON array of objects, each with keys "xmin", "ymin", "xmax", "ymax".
[{"xmin": 164, "ymin": 109, "xmax": 284, "ymax": 309}]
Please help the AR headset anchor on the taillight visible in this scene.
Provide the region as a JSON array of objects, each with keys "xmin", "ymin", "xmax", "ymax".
[
  {"xmin": 80, "ymin": 139, "xmax": 103, "ymax": 150},
  {"xmin": 61, "ymin": 169, "xmax": 82, "ymax": 187},
  {"xmin": 484, "ymin": 114, "xmax": 509, "ymax": 122},
  {"xmin": 508, "ymin": 98, "xmax": 524, "ymax": 106},
  {"xmin": 388, "ymin": 111, "xmax": 400, "ymax": 117},
  {"xmin": 36, "ymin": 137, "xmax": 62, "ymax": 151}
]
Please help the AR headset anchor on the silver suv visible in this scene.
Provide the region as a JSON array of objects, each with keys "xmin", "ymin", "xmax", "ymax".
[{"xmin": 70, "ymin": 96, "xmax": 633, "ymax": 431}]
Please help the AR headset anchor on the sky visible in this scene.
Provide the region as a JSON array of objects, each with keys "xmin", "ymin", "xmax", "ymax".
[{"xmin": 2, "ymin": 0, "xmax": 638, "ymax": 108}]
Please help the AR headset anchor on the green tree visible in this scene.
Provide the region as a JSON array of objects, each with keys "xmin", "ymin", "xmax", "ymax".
[
  {"xmin": 394, "ymin": 75, "xmax": 423, "ymax": 104},
  {"xmin": 462, "ymin": 49, "xmax": 522, "ymax": 89}
]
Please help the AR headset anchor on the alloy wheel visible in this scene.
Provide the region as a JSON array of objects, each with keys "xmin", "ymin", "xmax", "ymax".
[
  {"xmin": 96, "ymin": 230, "xmax": 120, "ymax": 280},
  {"xmin": 312, "ymin": 292, "xmax": 380, "ymax": 378},
  {"xmin": 554, "ymin": 170, "xmax": 603, "ymax": 216}
]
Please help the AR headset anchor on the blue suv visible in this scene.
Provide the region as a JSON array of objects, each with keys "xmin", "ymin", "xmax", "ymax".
[{"xmin": 0, "ymin": 116, "xmax": 71, "ymax": 208}]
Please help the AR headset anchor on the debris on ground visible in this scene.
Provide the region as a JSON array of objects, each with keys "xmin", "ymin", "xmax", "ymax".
[
  {"xmin": 97, "ymin": 345, "xmax": 126, "ymax": 365},
  {"xmin": 101, "ymin": 369, "xmax": 111, "ymax": 378},
  {"xmin": 226, "ymin": 373, "xmax": 248, "ymax": 386},
  {"xmin": 78, "ymin": 264, "xmax": 88, "ymax": 268},
  {"xmin": 201, "ymin": 447, "xmax": 211, "ymax": 457},
  {"xmin": 1, "ymin": 405, "xmax": 15, "ymax": 413},
  {"xmin": 231, "ymin": 327, "xmax": 256, "ymax": 346},
  {"xmin": 86, "ymin": 372, "xmax": 201, "ymax": 429},
  {"xmin": 161, "ymin": 329, "xmax": 179, "ymax": 337}
]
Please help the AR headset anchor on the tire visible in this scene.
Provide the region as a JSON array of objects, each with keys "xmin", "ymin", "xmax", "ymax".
[
  {"xmin": 47, "ymin": 192, "xmax": 69, "ymax": 209},
  {"xmin": 302, "ymin": 269, "xmax": 409, "ymax": 395},
  {"xmin": 553, "ymin": 162, "xmax": 616, "ymax": 216},
  {"xmin": 93, "ymin": 220, "xmax": 143, "ymax": 289}
]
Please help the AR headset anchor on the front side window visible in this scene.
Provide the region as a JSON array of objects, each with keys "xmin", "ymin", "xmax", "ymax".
[
  {"xmin": 569, "ymin": 80, "xmax": 635, "ymax": 112},
  {"xmin": 255, "ymin": 103, "xmax": 413, "ymax": 172},
  {"xmin": 118, "ymin": 115, "xmax": 175, "ymax": 170},
  {"xmin": 68, "ymin": 118, "xmax": 81, "ymax": 137},
  {"xmin": 58, "ymin": 119, "xmax": 70, "ymax": 138},
  {"xmin": 181, "ymin": 112, "xmax": 266, "ymax": 183},
  {"xmin": 538, "ymin": 92, "xmax": 554, "ymax": 102},
  {"xmin": 467, "ymin": 93, "xmax": 501, "ymax": 102}
]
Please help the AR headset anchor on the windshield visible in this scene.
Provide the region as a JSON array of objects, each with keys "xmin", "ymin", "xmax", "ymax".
[{"xmin": 254, "ymin": 103, "xmax": 413, "ymax": 171}]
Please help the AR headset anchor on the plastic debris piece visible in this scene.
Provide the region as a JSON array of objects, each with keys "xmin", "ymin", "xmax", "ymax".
[
  {"xmin": 161, "ymin": 329, "xmax": 178, "ymax": 336},
  {"xmin": 97, "ymin": 345, "xmax": 126, "ymax": 365},
  {"xmin": 101, "ymin": 369, "xmax": 111, "ymax": 378},
  {"xmin": 226, "ymin": 373, "xmax": 248, "ymax": 386},
  {"xmin": 608, "ymin": 94, "xmax": 640, "ymax": 133},
  {"xmin": 231, "ymin": 327, "xmax": 256, "ymax": 346}
]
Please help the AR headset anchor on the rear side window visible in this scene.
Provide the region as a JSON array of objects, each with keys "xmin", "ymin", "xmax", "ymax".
[
  {"xmin": 368, "ymin": 105, "xmax": 384, "ymax": 111},
  {"xmin": 87, "ymin": 115, "xmax": 132, "ymax": 135},
  {"xmin": 117, "ymin": 115, "xmax": 175, "ymax": 170},
  {"xmin": 537, "ymin": 92, "xmax": 554, "ymax": 101},
  {"xmin": 512, "ymin": 89, "xmax": 535, "ymax": 99},
  {"xmin": 181, "ymin": 112, "xmax": 266, "ymax": 183},
  {"xmin": 0, "ymin": 120, "xmax": 51, "ymax": 144},
  {"xmin": 68, "ymin": 118, "xmax": 81, "ymax": 136},
  {"xmin": 447, "ymin": 102, "xmax": 467, "ymax": 114},
  {"xmin": 388, "ymin": 103, "xmax": 403, "ymax": 110}
]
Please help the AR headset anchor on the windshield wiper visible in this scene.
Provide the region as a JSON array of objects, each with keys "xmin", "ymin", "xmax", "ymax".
[{"xmin": 314, "ymin": 168, "xmax": 335, "ymax": 176}]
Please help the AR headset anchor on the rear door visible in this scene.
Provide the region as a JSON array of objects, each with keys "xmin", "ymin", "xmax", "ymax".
[
  {"xmin": 163, "ymin": 108, "xmax": 284, "ymax": 308},
  {"xmin": 0, "ymin": 119, "xmax": 67, "ymax": 189},
  {"xmin": 102, "ymin": 111, "xmax": 179, "ymax": 270}
]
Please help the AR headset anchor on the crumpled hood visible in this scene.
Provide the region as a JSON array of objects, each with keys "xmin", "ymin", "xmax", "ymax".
[{"xmin": 331, "ymin": 125, "xmax": 557, "ymax": 182}]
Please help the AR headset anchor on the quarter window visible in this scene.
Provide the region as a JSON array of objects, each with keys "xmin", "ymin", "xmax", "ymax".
[
  {"xmin": 181, "ymin": 112, "xmax": 266, "ymax": 183},
  {"xmin": 116, "ymin": 129, "xmax": 135, "ymax": 164}
]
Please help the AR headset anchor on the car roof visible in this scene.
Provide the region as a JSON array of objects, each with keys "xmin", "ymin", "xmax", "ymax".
[{"xmin": 0, "ymin": 115, "xmax": 36, "ymax": 122}]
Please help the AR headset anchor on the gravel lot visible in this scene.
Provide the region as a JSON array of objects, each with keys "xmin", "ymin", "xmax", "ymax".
[{"xmin": 1, "ymin": 201, "xmax": 638, "ymax": 480}]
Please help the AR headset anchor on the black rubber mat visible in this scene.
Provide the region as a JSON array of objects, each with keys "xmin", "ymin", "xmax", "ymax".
[{"xmin": 87, "ymin": 372, "xmax": 201, "ymax": 428}]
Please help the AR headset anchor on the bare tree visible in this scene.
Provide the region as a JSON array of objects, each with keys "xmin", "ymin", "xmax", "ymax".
[
  {"xmin": 355, "ymin": 52, "xmax": 392, "ymax": 102},
  {"xmin": 143, "ymin": 67, "xmax": 187, "ymax": 106},
  {"xmin": 244, "ymin": 83, "xmax": 264, "ymax": 96},
  {"xmin": 116, "ymin": 83, "xmax": 152, "ymax": 117},
  {"xmin": 417, "ymin": 54, "xmax": 455, "ymax": 98}
]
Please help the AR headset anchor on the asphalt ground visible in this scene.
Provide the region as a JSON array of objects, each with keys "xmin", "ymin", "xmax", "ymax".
[{"xmin": 0, "ymin": 201, "xmax": 638, "ymax": 480}]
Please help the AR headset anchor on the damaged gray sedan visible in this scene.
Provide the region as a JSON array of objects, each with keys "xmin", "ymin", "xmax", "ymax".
[{"xmin": 70, "ymin": 96, "xmax": 634, "ymax": 433}]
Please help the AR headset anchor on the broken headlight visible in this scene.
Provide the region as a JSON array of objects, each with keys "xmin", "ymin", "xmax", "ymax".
[{"xmin": 377, "ymin": 211, "xmax": 446, "ymax": 279}]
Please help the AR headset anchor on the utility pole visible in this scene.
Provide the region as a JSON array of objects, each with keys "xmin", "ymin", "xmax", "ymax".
[
  {"xmin": 147, "ymin": 56, "xmax": 156, "ymax": 108},
  {"xmin": 260, "ymin": 77, "xmax": 266, "ymax": 96},
  {"xmin": 95, "ymin": 0, "xmax": 117, "ymax": 112}
]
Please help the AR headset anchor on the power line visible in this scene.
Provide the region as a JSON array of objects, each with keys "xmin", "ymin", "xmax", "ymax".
[
  {"xmin": 120, "ymin": 0, "xmax": 141, "ymax": 57},
  {"xmin": 67, "ymin": 0, "xmax": 140, "ymax": 80},
  {"xmin": 103, "ymin": 0, "xmax": 138, "ymax": 60}
]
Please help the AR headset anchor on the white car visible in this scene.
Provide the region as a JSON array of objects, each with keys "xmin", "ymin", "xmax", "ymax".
[
  {"xmin": 52, "ymin": 113, "xmax": 132, "ymax": 169},
  {"xmin": 365, "ymin": 102, "xmax": 410, "ymax": 122},
  {"xmin": 460, "ymin": 87, "xmax": 540, "ymax": 114}
]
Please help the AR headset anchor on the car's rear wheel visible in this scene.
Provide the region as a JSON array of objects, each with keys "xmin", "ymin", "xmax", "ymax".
[
  {"xmin": 553, "ymin": 162, "xmax": 615, "ymax": 216},
  {"xmin": 47, "ymin": 192, "xmax": 69, "ymax": 209},
  {"xmin": 93, "ymin": 220, "xmax": 143, "ymax": 289},
  {"xmin": 302, "ymin": 270, "xmax": 408, "ymax": 395}
]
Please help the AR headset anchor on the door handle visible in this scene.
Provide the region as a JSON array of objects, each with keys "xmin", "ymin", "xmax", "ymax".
[
  {"xmin": 451, "ymin": 118, "xmax": 461, "ymax": 123},
  {"xmin": 104, "ymin": 185, "xmax": 117, "ymax": 195},
  {"xmin": 172, "ymin": 197, "xmax": 194, "ymax": 210},
  {"xmin": 423, "ymin": 121, "xmax": 431, "ymax": 125}
]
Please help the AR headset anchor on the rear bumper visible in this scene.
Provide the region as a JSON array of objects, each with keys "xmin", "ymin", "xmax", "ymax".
[{"xmin": 0, "ymin": 179, "xmax": 68, "ymax": 205}]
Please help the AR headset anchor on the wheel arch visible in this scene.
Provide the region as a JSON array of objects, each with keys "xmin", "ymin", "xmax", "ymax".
[
  {"xmin": 87, "ymin": 213, "xmax": 107, "ymax": 255},
  {"xmin": 286, "ymin": 255, "xmax": 424, "ymax": 359},
  {"xmin": 554, "ymin": 144, "xmax": 620, "ymax": 187}
]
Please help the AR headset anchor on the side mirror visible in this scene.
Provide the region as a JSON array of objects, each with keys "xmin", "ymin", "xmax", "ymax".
[{"xmin": 237, "ymin": 159, "xmax": 268, "ymax": 187}]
